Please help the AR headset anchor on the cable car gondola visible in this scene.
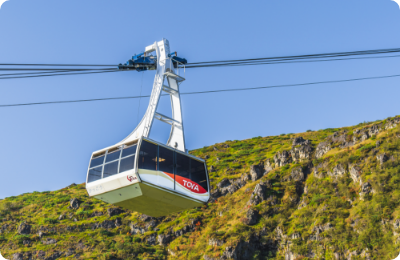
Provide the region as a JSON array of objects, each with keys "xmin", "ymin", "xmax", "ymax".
[{"xmin": 86, "ymin": 39, "xmax": 209, "ymax": 217}]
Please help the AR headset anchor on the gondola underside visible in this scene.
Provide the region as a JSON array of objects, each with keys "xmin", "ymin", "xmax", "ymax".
[{"xmin": 94, "ymin": 182, "xmax": 204, "ymax": 217}]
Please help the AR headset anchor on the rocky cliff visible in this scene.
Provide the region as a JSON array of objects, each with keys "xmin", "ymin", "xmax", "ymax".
[{"xmin": 1, "ymin": 115, "xmax": 400, "ymax": 259}]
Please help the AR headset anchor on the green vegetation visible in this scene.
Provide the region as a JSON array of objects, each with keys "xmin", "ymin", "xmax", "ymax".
[{"xmin": 0, "ymin": 115, "xmax": 400, "ymax": 259}]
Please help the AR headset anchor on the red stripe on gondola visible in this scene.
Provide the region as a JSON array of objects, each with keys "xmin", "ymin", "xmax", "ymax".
[{"xmin": 163, "ymin": 172, "xmax": 207, "ymax": 194}]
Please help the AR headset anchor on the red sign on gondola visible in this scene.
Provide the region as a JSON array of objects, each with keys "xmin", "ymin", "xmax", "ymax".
[
  {"xmin": 163, "ymin": 172, "xmax": 207, "ymax": 194},
  {"xmin": 127, "ymin": 176, "xmax": 137, "ymax": 182}
]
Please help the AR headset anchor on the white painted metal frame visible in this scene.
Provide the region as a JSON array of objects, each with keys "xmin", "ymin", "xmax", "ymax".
[{"xmin": 117, "ymin": 39, "xmax": 186, "ymax": 152}]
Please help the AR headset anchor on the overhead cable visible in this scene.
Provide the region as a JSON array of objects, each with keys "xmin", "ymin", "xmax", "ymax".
[
  {"xmin": 184, "ymin": 54, "xmax": 400, "ymax": 69},
  {"xmin": 0, "ymin": 69, "xmax": 119, "ymax": 77},
  {"xmin": 0, "ymin": 70, "xmax": 79, "ymax": 77},
  {"xmin": 0, "ymin": 68, "xmax": 117, "ymax": 71},
  {"xmin": 1, "ymin": 73, "xmax": 400, "ymax": 108},
  {"xmin": 184, "ymin": 47, "xmax": 400, "ymax": 66},
  {"xmin": 0, "ymin": 69, "xmax": 122, "ymax": 80},
  {"xmin": 0, "ymin": 63, "xmax": 116, "ymax": 67}
]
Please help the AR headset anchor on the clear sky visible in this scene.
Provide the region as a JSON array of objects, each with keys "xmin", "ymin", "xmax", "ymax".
[{"xmin": 0, "ymin": 0, "xmax": 400, "ymax": 199}]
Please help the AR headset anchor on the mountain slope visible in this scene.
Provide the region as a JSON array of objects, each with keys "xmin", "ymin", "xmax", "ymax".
[{"xmin": 1, "ymin": 115, "xmax": 400, "ymax": 260}]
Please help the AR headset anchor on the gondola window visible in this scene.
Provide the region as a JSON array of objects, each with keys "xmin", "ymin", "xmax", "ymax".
[
  {"xmin": 159, "ymin": 146, "xmax": 174, "ymax": 174},
  {"xmin": 138, "ymin": 140, "xmax": 158, "ymax": 171}
]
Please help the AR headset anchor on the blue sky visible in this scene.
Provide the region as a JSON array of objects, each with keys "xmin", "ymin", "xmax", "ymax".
[{"xmin": 1, "ymin": 0, "xmax": 400, "ymax": 199}]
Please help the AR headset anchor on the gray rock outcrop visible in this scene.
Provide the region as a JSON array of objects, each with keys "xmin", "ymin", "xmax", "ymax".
[
  {"xmin": 69, "ymin": 198, "xmax": 80, "ymax": 209},
  {"xmin": 158, "ymin": 234, "xmax": 171, "ymax": 246},
  {"xmin": 130, "ymin": 223, "xmax": 146, "ymax": 235},
  {"xmin": 360, "ymin": 131, "xmax": 369, "ymax": 142},
  {"xmin": 211, "ymin": 172, "xmax": 252, "ymax": 201},
  {"xmin": 242, "ymin": 209, "xmax": 258, "ymax": 225},
  {"xmin": 209, "ymin": 237, "xmax": 224, "ymax": 246},
  {"xmin": 360, "ymin": 248, "xmax": 371, "ymax": 260},
  {"xmin": 115, "ymin": 218, "xmax": 122, "ymax": 227},
  {"xmin": 174, "ymin": 218, "xmax": 201, "ymax": 237},
  {"xmin": 328, "ymin": 164, "xmax": 346, "ymax": 179},
  {"xmin": 298, "ymin": 198, "xmax": 307, "ymax": 209},
  {"xmin": 12, "ymin": 253, "xmax": 23, "ymax": 260},
  {"xmin": 90, "ymin": 220, "xmax": 117, "ymax": 230},
  {"xmin": 290, "ymin": 137, "xmax": 313, "ymax": 162},
  {"xmin": 203, "ymin": 255, "xmax": 216, "ymax": 260},
  {"xmin": 349, "ymin": 164, "xmax": 362, "ymax": 184},
  {"xmin": 38, "ymin": 231, "xmax": 46, "ymax": 238},
  {"xmin": 17, "ymin": 222, "xmax": 31, "ymax": 235},
  {"xmin": 90, "ymin": 211, "xmax": 103, "ymax": 217},
  {"xmin": 275, "ymin": 226, "xmax": 287, "ymax": 241},
  {"xmin": 248, "ymin": 183, "xmax": 267, "ymax": 205},
  {"xmin": 264, "ymin": 159, "xmax": 273, "ymax": 174},
  {"xmin": 316, "ymin": 141, "xmax": 331, "ymax": 158},
  {"xmin": 145, "ymin": 220, "xmax": 157, "ymax": 231},
  {"xmin": 290, "ymin": 167, "xmax": 305, "ymax": 182},
  {"xmin": 267, "ymin": 195, "xmax": 279, "ymax": 205},
  {"xmin": 292, "ymin": 136, "xmax": 306, "ymax": 146},
  {"xmin": 220, "ymin": 236, "xmax": 261, "ymax": 260},
  {"xmin": 329, "ymin": 132, "xmax": 346, "ymax": 143},
  {"xmin": 100, "ymin": 220, "xmax": 116, "ymax": 229},
  {"xmin": 42, "ymin": 237, "xmax": 57, "ymax": 245},
  {"xmin": 147, "ymin": 233, "xmax": 157, "ymax": 245},
  {"xmin": 368, "ymin": 124, "xmax": 380, "ymax": 136},
  {"xmin": 385, "ymin": 118, "xmax": 399, "ymax": 130},
  {"xmin": 217, "ymin": 178, "xmax": 231, "ymax": 189},
  {"xmin": 140, "ymin": 214, "xmax": 154, "ymax": 222},
  {"xmin": 285, "ymin": 250, "xmax": 297, "ymax": 260},
  {"xmin": 393, "ymin": 219, "xmax": 400, "ymax": 229},
  {"xmin": 377, "ymin": 153, "xmax": 389, "ymax": 165},
  {"xmin": 314, "ymin": 162, "xmax": 328, "ymax": 179},
  {"xmin": 107, "ymin": 207, "xmax": 124, "ymax": 217},
  {"xmin": 215, "ymin": 178, "xmax": 236, "ymax": 197},
  {"xmin": 250, "ymin": 164, "xmax": 264, "ymax": 181},
  {"xmin": 309, "ymin": 223, "xmax": 333, "ymax": 241},
  {"xmin": 274, "ymin": 151, "xmax": 292, "ymax": 167},
  {"xmin": 304, "ymin": 184, "xmax": 308, "ymax": 194},
  {"xmin": 359, "ymin": 182, "xmax": 373, "ymax": 198},
  {"xmin": 65, "ymin": 248, "xmax": 75, "ymax": 257}
]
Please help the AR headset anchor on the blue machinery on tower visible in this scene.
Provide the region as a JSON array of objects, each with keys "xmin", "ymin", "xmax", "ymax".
[{"xmin": 118, "ymin": 51, "xmax": 187, "ymax": 72}]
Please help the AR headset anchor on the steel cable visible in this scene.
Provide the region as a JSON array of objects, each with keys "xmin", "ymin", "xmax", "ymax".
[
  {"xmin": 0, "ymin": 69, "xmax": 123, "ymax": 80},
  {"xmin": 1, "ymin": 73, "xmax": 400, "ymax": 107}
]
